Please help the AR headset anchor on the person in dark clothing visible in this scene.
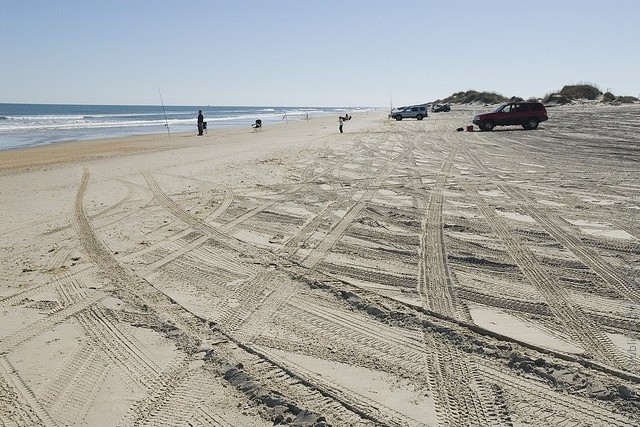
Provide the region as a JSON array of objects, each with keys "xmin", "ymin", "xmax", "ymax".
[
  {"xmin": 197, "ymin": 110, "xmax": 204, "ymax": 136},
  {"xmin": 339, "ymin": 116, "xmax": 344, "ymax": 133}
]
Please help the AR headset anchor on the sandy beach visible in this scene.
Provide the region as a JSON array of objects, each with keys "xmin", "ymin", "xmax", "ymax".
[{"xmin": 1, "ymin": 106, "xmax": 639, "ymax": 426}]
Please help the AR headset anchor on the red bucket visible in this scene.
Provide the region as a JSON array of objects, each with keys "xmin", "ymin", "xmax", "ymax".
[{"xmin": 466, "ymin": 125, "xmax": 474, "ymax": 132}]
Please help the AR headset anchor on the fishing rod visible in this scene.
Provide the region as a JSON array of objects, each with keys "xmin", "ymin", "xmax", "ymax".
[
  {"xmin": 281, "ymin": 99, "xmax": 287, "ymax": 124},
  {"xmin": 157, "ymin": 84, "xmax": 170, "ymax": 138}
]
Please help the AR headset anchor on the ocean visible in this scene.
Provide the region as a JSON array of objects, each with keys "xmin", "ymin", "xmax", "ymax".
[{"xmin": 0, "ymin": 103, "xmax": 364, "ymax": 150}]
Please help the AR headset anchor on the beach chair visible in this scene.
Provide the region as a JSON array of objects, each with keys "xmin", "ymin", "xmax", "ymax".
[
  {"xmin": 252, "ymin": 119, "xmax": 262, "ymax": 132},
  {"xmin": 203, "ymin": 122, "xmax": 208, "ymax": 134}
]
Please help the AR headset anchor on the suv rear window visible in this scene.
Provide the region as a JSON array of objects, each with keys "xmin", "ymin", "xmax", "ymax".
[{"xmin": 513, "ymin": 104, "xmax": 528, "ymax": 112}]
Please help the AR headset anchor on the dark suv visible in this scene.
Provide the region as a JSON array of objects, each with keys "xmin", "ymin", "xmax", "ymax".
[
  {"xmin": 432, "ymin": 104, "xmax": 451, "ymax": 112},
  {"xmin": 473, "ymin": 101, "xmax": 548, "ymax": 131}
]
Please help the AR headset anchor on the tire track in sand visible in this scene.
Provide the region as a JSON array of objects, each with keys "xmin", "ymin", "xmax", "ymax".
[
  {"xmin": 38, "ymin": 340, "xmax": 110, "ymax": 426},
  {"xmin": 422, "ymin": 333, "xmax": 508, "ymax": 427},
  {"xmin": 214, "ymin": 269, "xmax": 299, "ymax": 343},
  {"xmin": 474, "ymin": 360, "xmax": 635, "ymax": 426},
  {"xmin": 280, "ymin": 297, "xmax": 425, "ymax": 373},
  {"xmin": 0, "ymin": 289, "xmax": 104, "ymax": 355},
  {"xmin": 463, "ymin": 145, "xmax": 639, "ymax": 303},
  {"xmin": 302, "ymin": 143, "xmax": 413, "ymax": 268},
  {"xmin": 234, "ymin": 351, "xmax": 365, "ymax": 426},
  {"xmin": 0, "ymin": 247, "xmax": 72, "ymax": 308},
  {"xmin": 418, "ymin": 148, "xmax": 458, "ymax": 317},
  {"xmin": 408, "ymin": 137, "xmax": 506, "ymax": 426},
  {"xmin": 141, "ymin": 171, "xmax": 233, "ymax": 247},
  {"xmin": 273, "ymin": 293, "xmax": 508, "ymax": 426},
  {"xmin": 253, "ymin": 344, "xmax": 430, "ymax": 427},
  {"xmin": 79, "ymin": 169, "xmax": 354, "ymax": 426},
  {"xmin": 216, "ymin": 134, "xmax": 379, "ymax": 235},
  {"xmin": 139, "ymin": 151, "xmax": 505, "ymax": 426},
  {"xmin": 75, "ymin": 169, "xmax": 253, "ymax": 426},
  {"xmin": 0, "ymin": 356, "xmax": 57, "ymax": 427},
  {"xmin": 459, "ymin": 146, "xmax": 635, "ymax": 370},
  {"xmin": 464, "ymin": 182, "xmax": 629, "ymax": 369},
  {"xmin": 56, "ymin": 276, "xmax": 206, "ymax": 427},
  {"xmin": 499, "ymin": 183, "xmax": 640, "ymax": 303}
]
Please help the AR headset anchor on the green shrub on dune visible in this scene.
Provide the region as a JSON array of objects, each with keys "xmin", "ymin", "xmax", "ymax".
[
  {"xmin": 434, "ymin": 83, "xmax": 637, "ymax": 106},
  {"xmin": 543, "ymin": 93, "xmax": 572, "ymax": 105},
  {"xmin": 614, "ymin": 95, "xmax": 639, "ymax": 103},
  {"xmin": 542, "ymin": 84, "xmax": 602, "ymax": 104},
  {"xmin": 601, "ymin": 91, "xmax": 638, "ymax": 104},
  {"xmin": 558, "ymin": 84, "xmax": 603, "ymax": 100},
  {"xmin": 435, "ymin": 90, "xmax": 509, "ymax": 105}
]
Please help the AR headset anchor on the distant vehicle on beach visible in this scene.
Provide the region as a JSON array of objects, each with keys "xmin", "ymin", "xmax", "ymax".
[
  {"xmin": 390, "ymin": 104, "xmax": 428, "ymax": 121},
  {"xmin": 432, "ymin": 104, "xmax": 451, "ymax": 113},
  {"xmin": 473, "ymin": 101, "xmax": 548, "ymax": 131}
]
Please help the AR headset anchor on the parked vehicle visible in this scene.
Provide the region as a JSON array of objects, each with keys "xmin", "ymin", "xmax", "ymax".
[
  {"xmin": 390, "ymin": 104, "xmax": 428, "ymax": 121},
  {"xmin": 473, "ymin": 101, "xmax": 548, "ymax": 131},
  {"xmin": 432, "ymin": 104, "xmax": 451, "ymax": 112}
]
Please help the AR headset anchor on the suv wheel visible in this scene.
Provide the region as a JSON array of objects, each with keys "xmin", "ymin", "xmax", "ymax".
[
  {"xmin": 416, "ymin": 114, "xmax": 424, "ymax": 120},
  {"xmin": 525, "ymin": 118, "xmax": 539, "ymax": 130},
  {"xmin": 481, "ymin": 121, "xmax": 494, "ymax": 131},
  {"xmin": 395, "ymin": 116, "xmax": 403, "ymax": 121}
]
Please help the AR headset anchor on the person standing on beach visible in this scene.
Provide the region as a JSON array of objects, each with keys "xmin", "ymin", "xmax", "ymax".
[
  {"xmin": 339, "ymin": 116, "xmax": 344, "ymax": 133},
  {"xmin": 197, "ymin": 110, "xmax": 204, "ymax": 136}
]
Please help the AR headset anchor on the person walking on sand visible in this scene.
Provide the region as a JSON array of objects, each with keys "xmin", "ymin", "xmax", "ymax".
[
  {"xmin": 197, "ymin": 110, "xmax": 204, "ymax": 136},
  {"xmin": 339, "ymin": 116, "xmax": 344, "ymax": 133}
]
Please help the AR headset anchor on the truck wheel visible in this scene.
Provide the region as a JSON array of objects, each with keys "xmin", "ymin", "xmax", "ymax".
[
  {"xmin": 526, "ymin": 118, "xmax": 539, "ymax": 130},
  {"xmin": 482, "ymin": 121, "xmax": 494, "ymax": 131},
  {"xmin": 416, "ymin": 114, "xmax": 424, "ymax": 120},
  {"xmin": 395, "ymin": 116, "xmax": 403, "ymax": 121}
]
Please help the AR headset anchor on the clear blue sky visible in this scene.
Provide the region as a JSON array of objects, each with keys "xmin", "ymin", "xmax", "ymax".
[{"xmin": 2, "ymin": 0, "xmax": 639, "ymax": 106}]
